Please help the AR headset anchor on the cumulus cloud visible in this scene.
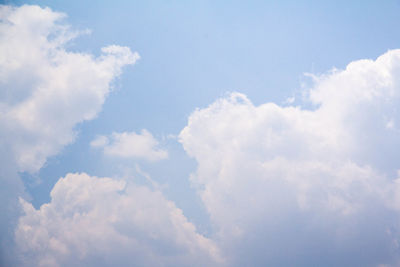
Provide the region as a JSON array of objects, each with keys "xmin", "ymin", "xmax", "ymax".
[
  {"xmin": 91, "ymin": 130, "xmax": 168, "ymax": 161},
  {"xmin": 0, "ymin": 4, "xmax": 137, "ymax": 265},
  {"xmin": 5, "ymin": 3, "xmax": 400, "ymax": 267},
  {"xmin": 0, "ymin": 6, "xmax": 213, "ymax": 266},
  {"xmin": 0, "ymin": 4, "xmax": 139, "ymax": 173},
  {"xmin": 180, "ymin": 50, "xmax": 400, "ymax": 266},
  {"xmin": 15, "ymin": 173, "xmax": 222, "ymax": 267}
]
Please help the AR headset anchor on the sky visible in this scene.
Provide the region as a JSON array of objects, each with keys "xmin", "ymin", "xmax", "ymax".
[{"xmin": 2, "ymin": 1, "xmax": 400, "ymax": 266}]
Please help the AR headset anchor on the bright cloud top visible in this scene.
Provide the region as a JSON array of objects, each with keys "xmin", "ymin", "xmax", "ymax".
[
  {"xmin": 91, "ymin": 130, "xmax": 168, "ymax": 161},
  {"xmin": 0, "ymin": 5, "xmax": 139, "ymax": 173},
  {"xmin": 180, "ymin": 50, "xmax": 400, "ymax": 266},
  {"xmin": 16, "ymin": 173, "xmax": 221, "ymax": 267}
]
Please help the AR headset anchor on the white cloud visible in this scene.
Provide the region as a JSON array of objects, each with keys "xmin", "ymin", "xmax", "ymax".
[
  {"xmin": 91, "ymin": 130, "xmax": 168, "ymax": 161},
  {"xmin": 0, "ymin": 6, "xmax": 207, "ymax": 267},
  {"xmin": 179, "ymin": 50, "xmax": 400, "ymax": 266},
  {"xmin": 0, "ymin": 4, "xmax": 139, "ymax": 173},
  {"xmin": 4, "ymin": 4, "xmax": 400, "ymax": 267},
  {"xmin": 90, "ymin": 135, "xmax": 109, "ymax": 148},
  {"xmin": 0, "ymin": 5, "xmax": 137, "ymax": 265},
  {"xmin": 15, "ymin": 173, "xmax": 222, "ymax": 267}
]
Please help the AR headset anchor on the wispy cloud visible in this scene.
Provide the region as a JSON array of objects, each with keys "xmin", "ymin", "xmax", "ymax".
[{"xmin": 91, "ymin": 130, "xmax": 168, "ymax": 162}]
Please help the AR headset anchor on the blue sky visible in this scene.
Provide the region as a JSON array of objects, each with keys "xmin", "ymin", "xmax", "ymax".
[
  {"xmin": 3, "ymin": 1, "xmax": 400, "ymax": 266},
  {"xmin": 17, "ymin": 0, "xmax": 400, "ymax": 206}
]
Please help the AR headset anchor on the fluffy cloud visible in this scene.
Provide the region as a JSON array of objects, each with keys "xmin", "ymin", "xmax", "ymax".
[
  {"xmin": 15, "ymin": 173, "xmax": 221, "ymax": 267},
  {"xmin": 1, "ymin": 6, "xmax": 216, "ymax": 266},
  {"xmin": 180, "ymin": 50, "xmax": 400, "ymax": 266},
  {"xmin": 0, "ymin": 4, "xmax": 137, "ymax": 265},
  {"xmin": 5, "ymin": 3, "xmax": 400, "ymax": 267},
  {"xmin": 0, "ymin": 5, "xmax": 139, "ymax": 173},
  {"xmin": 91, "ymin": 130, "xmax": 168, "ymax": 161}
]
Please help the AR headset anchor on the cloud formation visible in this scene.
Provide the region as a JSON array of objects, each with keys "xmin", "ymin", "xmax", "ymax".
[
  {"xmin": 16, "ymin": 173, "xmax": 221, "ymax": 267},
  {"xmin": 0, "ymin": 6, "xmax": 212, "ymax": 266},
  {"xmin": 4, "ymin": 3, "xmax": 400, "ymax": 267},
  {"xmin": 91, "ymin": 130, "xmax": 168, "ymax": 161},
  {"xmin": 0, "ymin": 5, "xmax": 139, "ymax": 173},
  {"xmin": 180, "ymin": 50, "xmax": 400, "ymax": 266},
  {"xmin": 0, "ymin": 4, "xmax": 137, "ymax": 265}
]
